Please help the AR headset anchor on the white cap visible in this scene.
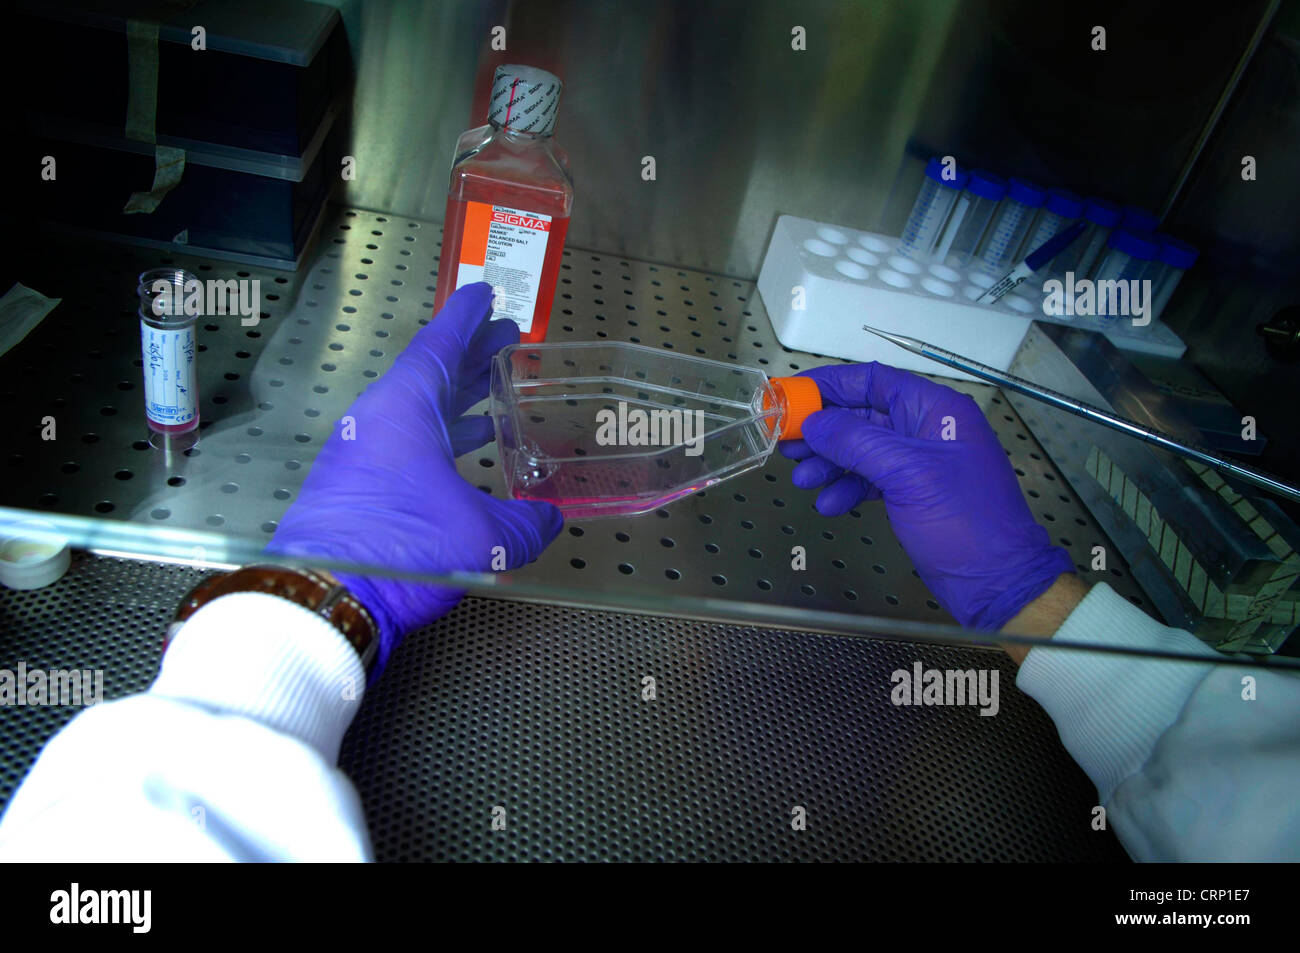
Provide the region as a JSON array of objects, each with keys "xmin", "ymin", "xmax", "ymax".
[
  {"xmin": 488, "ymin": 64, "xmax": 563, "ymax": 136},
  {"xmin": 0, "ymin": 519, "xmax": 71, "ymax": 590}
]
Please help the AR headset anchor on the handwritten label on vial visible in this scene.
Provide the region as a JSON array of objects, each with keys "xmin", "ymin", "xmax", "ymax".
[{"xmin": 141, "ymin": 322, "xmax": 197, "ymax": 426}]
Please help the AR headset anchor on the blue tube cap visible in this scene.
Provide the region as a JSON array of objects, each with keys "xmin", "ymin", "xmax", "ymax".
[
  {"xmin": 924, "ymin": 156, "xmax": 969, "ymax": 190},
  {"xmin": 1154, "ymin": 234, "xmax": 1199, "ymax": 269},
  {"xmin": 1044, "ymin": 188, "xmax": 1084, "ymax": 219},
  {"xmin": 1007, "ymin": 177, "xmax": 1048, "ymax": 207},
  {"xmin": 965, "ymin": 169, "xmax": 1007, "ymax": 201},
  {"xmin": 1121, "ymin": 205, "xmax": 1160, "ymax": 232},
  {"xmin": 1082, "ymin": 197, "xmax": 1122, "ymax": 228},
  {"xmin": 1107, "ymin": 228, "xmax": 1162, "ymax": 260}
]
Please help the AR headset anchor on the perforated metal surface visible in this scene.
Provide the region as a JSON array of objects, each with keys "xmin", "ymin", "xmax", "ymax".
[
  {"xmin": 0, "ymin": 554, "xmax": 199, "ymax": 806},
  {"xmin": 0, "ymin": 554, "xmax": 1128, "ymax": 862},
  {"xmin": 3, "ymin": 206, "xmax": 1153, "ymax": 626}
]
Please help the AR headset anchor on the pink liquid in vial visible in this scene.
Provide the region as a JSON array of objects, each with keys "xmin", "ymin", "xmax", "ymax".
[{"xmin": 147, "ymin": 418, "xmax": 199, "ymax": 435}]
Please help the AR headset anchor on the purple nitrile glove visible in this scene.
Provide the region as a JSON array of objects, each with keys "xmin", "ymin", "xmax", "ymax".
[
  {"xmin": 268, "ymin": 282, "xmax": 563, "ymax": 676},
  {"xmin": 779, "ymin": 361, "xmax": 1074, "ymax": 631}
]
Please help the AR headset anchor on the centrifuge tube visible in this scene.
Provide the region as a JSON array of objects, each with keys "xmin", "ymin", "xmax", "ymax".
[
  {"xmin": 1023, "ymin": 188, "xmax": 1084, "ymax": 264},
  {"xmin": 137, "ymin": 268, "xmax": 200, "ymax": 448},
  {"xmin": 936, "ymin": 169, "xmax": 1006, "ymax": 267},
  {"xmin": 976, "ymin": 178, "xmax": 1047, "ymax": 273},
  {"xmin": 1092, "ymin": 229, "xmax": 1160, "ymax": 321},
  {"xmin": 1058, "ymin": 196, "xmax": 1121, "ymax": 279},
  {"xmin": 898, "ymin": 157, "xmax": 969, "ymax": 259}
]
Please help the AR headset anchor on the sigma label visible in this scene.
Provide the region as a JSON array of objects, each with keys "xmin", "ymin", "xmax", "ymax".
[{"xmin": 453, "ymin": 201, "xmax": 552, "ymax": 332}]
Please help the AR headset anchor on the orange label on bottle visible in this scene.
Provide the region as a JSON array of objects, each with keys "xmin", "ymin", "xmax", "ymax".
[{"xmin": 454, "ymin": 201, "xmax": 552, "ymax": 332}]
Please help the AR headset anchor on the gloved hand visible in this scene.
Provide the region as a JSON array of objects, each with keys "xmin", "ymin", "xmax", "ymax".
[
  {"xmin": 269, "ymin": 282, "xmax": 563, "ymax": 675},
  {"xmin": 780, "ymin": 361, "xmax": 1074, "ymax": 631}
]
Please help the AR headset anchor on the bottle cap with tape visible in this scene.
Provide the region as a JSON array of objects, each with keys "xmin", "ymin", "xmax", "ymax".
[
  {"xmin": 763, "ymin": 376, "xmax": 823, "ymax": 441},
  {"xmin": 488, "ymin": 65, "xmax": 563, "ymax": 137}
]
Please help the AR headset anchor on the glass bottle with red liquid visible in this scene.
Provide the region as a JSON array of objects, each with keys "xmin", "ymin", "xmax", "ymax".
[{"xmin": 432, "ymin": 65, "xmax": 573, "ymax": 343}]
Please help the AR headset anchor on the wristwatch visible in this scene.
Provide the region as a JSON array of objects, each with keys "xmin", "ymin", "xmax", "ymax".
[{"xmin": 167, "ymin": 564, "xmax": 379, "ymax": 673}]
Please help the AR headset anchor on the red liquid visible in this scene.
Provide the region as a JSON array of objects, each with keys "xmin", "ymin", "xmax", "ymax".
[
  {"xmin": 148, "ymin": 419, "xmax": 199, "ymax": 435},
  {"xmin": 432, "ymin": 132, "xmax": 573, "ymax": 344},
  {"xmin": 435, "ymin": 197, "xmax": 569, "ymax": 343}
]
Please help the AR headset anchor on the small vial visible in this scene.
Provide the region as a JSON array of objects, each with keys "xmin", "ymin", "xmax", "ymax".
[
  {"xmin": 1120, "ymin": 205, "xmax": 1160, "ymax": 233},
  {"xmin": 898, "ymin": 157, "xmax": 969, "ymax": 258},
  {"xmin": 976, "ymin": 178, "xmax": 1047, "ymax": 273},
  {"xmin": 1148, "ymin": 235, "xmax": 1199, "ymax": 321},
  {"xmin": 1059, "ymin": 197, "xmax": 1122, "ymax": 279},
  {"xmin": 1023, "ymin": 188, "xmax": 1084, "ymax": 264},
  {"xmin": 1093, "ymin": 229, "xmax": 1161, "ymax": 321},
  {"xmin": 137, "ymin": 268, "xmax": 200, "ymax": 448},
  {"xmin": 935, "ymin": 169, "xmax": 1006, "ymax": 267}
]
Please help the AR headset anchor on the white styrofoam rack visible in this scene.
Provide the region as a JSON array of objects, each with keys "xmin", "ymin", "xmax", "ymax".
[{"xmin": 757, "ymin": 215, "xmax": 1186, "ymax": 383}]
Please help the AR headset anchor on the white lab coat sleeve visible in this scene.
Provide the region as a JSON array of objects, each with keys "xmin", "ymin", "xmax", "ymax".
[
  {"xmin": 1016, "ymin": 581, "xmax": 1300, "ymax": 862},
  {"xmin": 0, "ymin": 592, "xmax": 372, "ymax": 862}
]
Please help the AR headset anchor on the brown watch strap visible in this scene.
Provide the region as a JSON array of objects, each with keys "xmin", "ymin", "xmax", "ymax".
[{"xmin": 167, "ymin": 564, "xmax": 379, "ymax": 672}]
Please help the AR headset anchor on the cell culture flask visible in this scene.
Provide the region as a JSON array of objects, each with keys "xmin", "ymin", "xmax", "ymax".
[{"xmin": 489, "ymin": 342, "xmax": 821, "ymax": 519}]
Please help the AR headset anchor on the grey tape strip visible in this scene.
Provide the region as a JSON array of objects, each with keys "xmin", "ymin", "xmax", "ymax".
[
  {"xmin": 124, "ymin": 5, "xmax": 199, "ymax": 213},
  {"xmin": 124, "ymin": 145, "xmax": 186, "ymax": 214},
  {"xmin": 0, "ymin": 283, "xmax": 62, "ymax": 361},
  {"xmin": 125, "ymin": 20, "xmax": 161, "ymax": 144}
]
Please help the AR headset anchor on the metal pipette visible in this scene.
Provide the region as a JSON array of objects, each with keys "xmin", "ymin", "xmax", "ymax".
[{"xmin": 861, "ymin": 325, "xmax": 1300, "ymax": 504}]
